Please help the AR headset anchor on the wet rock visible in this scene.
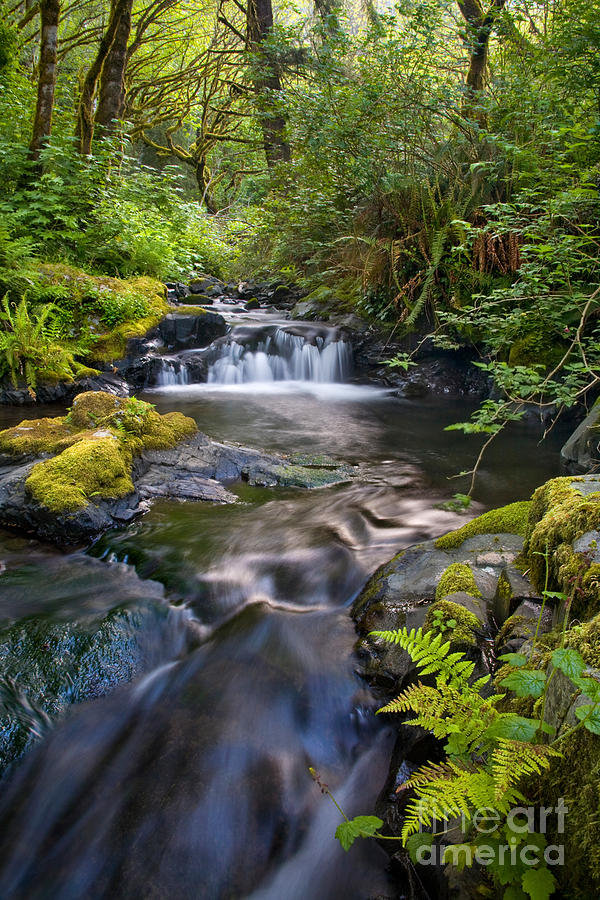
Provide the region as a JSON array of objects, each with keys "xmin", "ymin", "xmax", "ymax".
[
  {"xmin": 244, "ymin": 298, "xmax": 261, "ymax": 311},
  {"xmin": 560, "ymin": 400, "xmax": 600, "ymax": 474},
  {"xmin": 0, "ymin": 553, "xmax": 181, "ymax": 773},
  {"xmin": 154, "ymin": 312, "xmax": 228, "ymax": 351},
  {"xmin": 0, "ymin": 371, "xmax": 129, "ymax": 407},
  {"xmin": 189, "ymin": 276, "xmax": 225, "ymax": 296}
]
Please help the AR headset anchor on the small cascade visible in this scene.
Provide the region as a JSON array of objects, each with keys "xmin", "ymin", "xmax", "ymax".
[
  {"xmin": 156, "ymin": 358, "xmax": 189, "ymax": 386},
  {"xmin": 207, "ymin": 326, "xmax": 352, "ymax": 385}
]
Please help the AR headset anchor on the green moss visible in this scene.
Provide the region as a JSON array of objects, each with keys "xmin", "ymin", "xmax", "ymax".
[
  {"xmin": 67, "ymin": 392, "xmax": 127, "ymax": 428},
  {"xmin": 26, "ymin": 437, "xmax": 134, "ymax": 512},
  {"xmin": 565, "ymin": 614, "xmax": 600, "ymax": 666},
  {"xmin": 171, "ymin": 305, "xmax": 209, "ymax": 316},
  {"xmin": 435, "ymin": 562, "xmax": 482, "ymax": 600},
  {"xmin": 0, "ymin": 418, "xmax": 86, "ymax": 456},
  {"xmin": 508, "ymin": 333, "xmax": 567, "ymax": 369},
  {"xmin": 138, "ymin": 410, "xmax": 198, "ymax": 450},
  {"xmin": 424, "ymin": 599, "xmax": 480, "ymax": 646},
  {"xmin": 435, "ymin": 501, "xmax": 531, "ymax": 550},
  {"xmin": 525, "ymin": 476, "xmax": 600, "ymax": 600}
]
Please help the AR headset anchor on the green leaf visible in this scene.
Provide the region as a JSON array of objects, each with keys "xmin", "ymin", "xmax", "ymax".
[
  {"xmin": 504, "ymin": 886, "xmax": 528, "ymax": 900},
  {"xmin": 521, "ymin": 866, "xmax": 556, "ymax": 900},
  {"xmin": 574, "ymin": 674, "xmax": 600, "ymax": 702},
  {"xmin": 498, "ymin": 653, "xmax": 528, "ymax": 668},
  {"xmin": 405, "ymin": 831, "xmax": 433, "ymax": 863},
  {"xmin": 335, "ymin": 815, "xmax": 383, "ymax": 851},
  {"xmin": 500, "ymin": 669, "xmax": 547, "ymax": 699},
  {"xmin": 576, "ymin": 703, "xmax": 600, "ymax": 735},
  {"xmin": 484, "ymin": 715, "xmax": 554, "ymax": 743},
  {"xmin": 551, "ymin": 648, "xmax": 586, "ymax": 680}
]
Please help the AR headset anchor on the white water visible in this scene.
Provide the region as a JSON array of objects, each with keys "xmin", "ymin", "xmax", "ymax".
[
  {"xmin": 207, "ymin": 328, "xmax": 353, "ymax": 385},
  {"xmin": 156, "ymin": 358, "xmax": 190, "ymax": 386}
]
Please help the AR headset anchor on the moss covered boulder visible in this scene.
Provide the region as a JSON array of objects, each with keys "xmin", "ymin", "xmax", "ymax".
[{"xmin": 0, "ymin": 391, "xmax": 357, "ymax": 544}]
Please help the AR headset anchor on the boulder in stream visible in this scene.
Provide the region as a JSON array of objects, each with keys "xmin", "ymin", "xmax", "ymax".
[{"xmin": 0, "ymin": 391, "xmax": 356, "ymax": 545}]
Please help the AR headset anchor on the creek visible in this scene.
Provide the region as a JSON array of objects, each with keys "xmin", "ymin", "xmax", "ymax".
[{"xmin": 0, "ymin": 305, "xmax": 568, "ymax": 899}]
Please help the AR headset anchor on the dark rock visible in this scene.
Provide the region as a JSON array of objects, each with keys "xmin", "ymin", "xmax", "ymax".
[
  {"xmin": 153, "ymin": 312, "xmax": 228, "ymax": 351},
  {"xmin": 178, "ymin": 349, "xmax": 209, "ymax": 382},
  {"xmin": 189, "ymin": 276, "xmax": 225, "ymax": 296},
  {"xmin": 561, "ymin": 400, "xmax": 600, "ymax": 474},
  {"xmin": 244, "ymin": 298, "xmax": 261, "ymax": 311},
  {"xmin": 0, "ymin": 372, "xmax": 129, "ymax": 407}
]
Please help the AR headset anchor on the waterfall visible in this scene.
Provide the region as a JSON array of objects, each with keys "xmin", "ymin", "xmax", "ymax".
[
  {"xmin": 207, "ymin": 327, "xmax": 352, "ymax": 385},
  {"xmin": 156, "ymin": 358, "xmax": 189, "ymax": 386}
]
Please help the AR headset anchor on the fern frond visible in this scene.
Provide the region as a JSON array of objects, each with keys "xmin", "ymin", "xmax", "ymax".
[
  {"xmin": 491, "ymin": 739, "xmax": 561, "ymax": 802},
  {"xmin": 370, "ymin": 626, "xmax": 475, "ymax": 686},
  {"xmin": 400, "ymin": 759, "xmax": 525, "ymax": 841}
]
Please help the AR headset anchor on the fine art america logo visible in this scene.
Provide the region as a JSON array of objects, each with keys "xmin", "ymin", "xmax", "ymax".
[{"xmin": 412, "ymin": 800, "xmax": 568, "ymax": 868}]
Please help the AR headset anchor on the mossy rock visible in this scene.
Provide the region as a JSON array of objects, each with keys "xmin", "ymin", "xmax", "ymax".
[
  {"xmin": 26, "ymin": 437, "xmax": 134, "ymax": 512},
  {"xmin": 507, "ymin": 332, "xmax": 567, "ymax": 369},
  {"xmin": 525, "ymin": 476, "xmax": 600, "ymax": 615},
  {"xmin": 67, "ymin": 392, "xmax": 127, "ymax": 429},
  {"xmin": 32, "ymin": 265, "xmax": 169, "ymax": 365},
  {"xmin": 565, "ymin": 613, "xmax": 600, "ymax": 666},
  {"xmin": 5, "ymin": 391, "xmax": 198, "ymax": 513},
  {"xmin": 435, "ymin": 563, "xmax": 482, "ymax": 600},
  {"xmin": 138, "ymin": 410, "xmax": 198, "ymax": 451},
  {"xmin": 0, "ymin": 417, "xmax": 87, "ymax": 456},
  {"xmin": 424, "ymin": 597, "xmax": 481, "ymax": 646},
  {"xmin": 435, "ymin": 501, "xmax": 531, "ymax": 550}
]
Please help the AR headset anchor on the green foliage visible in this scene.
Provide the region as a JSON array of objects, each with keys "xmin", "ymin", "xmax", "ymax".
[
  {"xmin": 335, "ymin": 816, "xmax": 383, "ymax": 851},
  {"xmin": 359, "ymin": 622, "xmax": 600, "ymax": 895},
  {"xmin": 0, "ymin": 296, "xmax": 87, "ymax": 393}
]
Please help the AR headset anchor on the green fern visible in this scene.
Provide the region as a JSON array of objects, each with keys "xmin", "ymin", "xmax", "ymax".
[
  {"xmin": 0, "ymin": 295, "xmax": 84, "ymax": 393},
  {"xmin": 369, "ymin": 626, "xmax": 477, "ymax": 686},
  {"xmin": 372, "ymin": 626, "xmax": 561, "ymax": 843}
]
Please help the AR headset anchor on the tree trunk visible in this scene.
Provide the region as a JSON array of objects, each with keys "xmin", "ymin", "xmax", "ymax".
[
  {"xmin": 28, "ymin": 0, "xmax": 60, "ymax": 163},
  {"xmin": 76, "ymin": 0, "xmax": 129, "ymax": 154},
  {"xmin": 456, "ymin": 0, "xmax": 505, "ymax": 96},
  {"xmin": 247, "ymin": 0, "xmax": 290, "ymax": 168},
  {"xmin": 195, "ymin": 157, "xmax": 218, "ymax": 214},
  {"xmin": 95, "ymin": 0, "xmax": 133, "ymax": 134}
]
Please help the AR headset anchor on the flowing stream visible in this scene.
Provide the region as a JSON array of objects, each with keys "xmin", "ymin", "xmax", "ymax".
[{"xmin": 0, "ymin": 307, "xmax": 569, "ymax": 899}]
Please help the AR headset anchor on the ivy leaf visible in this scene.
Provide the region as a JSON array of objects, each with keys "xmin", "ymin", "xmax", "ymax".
[
  {"xmin": 498, "ymin": 653, "xmax": 528, "ymax": 668},
  {"xmin": 335, "ymin": 815, "xmax": 383, "ymax": 851},
  {"xmin": 405, "ymin": 831, "xmax": 433, "ymax": 863},
  {"xmin": 521, "ymin": 866, "xmax": 556, "ymax": 900},
  {"xmin": 500, "ymin": 669, "xmax": 547, "ymax": 698},
  {"xmin": 575, "ymin": 703, "xmax": 600, "ymax": 735},
  {"xmin": 551, "ymin": 648, "xmax": 586, "ymax": 679}
]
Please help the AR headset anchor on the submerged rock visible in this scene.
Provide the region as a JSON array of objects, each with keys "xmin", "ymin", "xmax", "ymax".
[{"xmin": 0, "ymin": 551, "xmax": 188, "ymax": 774}]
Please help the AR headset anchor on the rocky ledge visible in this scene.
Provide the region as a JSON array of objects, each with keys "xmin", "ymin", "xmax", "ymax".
[{"xmin": 0, "ymin": 391, "xmax": 355, "ymax": 546}]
